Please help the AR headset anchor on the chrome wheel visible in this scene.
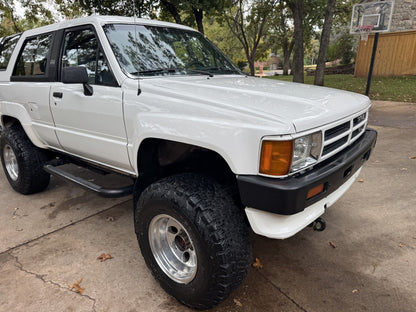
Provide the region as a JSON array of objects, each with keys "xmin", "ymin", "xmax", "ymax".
[
  {"xmin": 3, "ymin": 144, "xmax": 19, "ymax": 181},
  {"xmin": 149, "ymin": 214, "xmax": 197, "ymax": 284}
]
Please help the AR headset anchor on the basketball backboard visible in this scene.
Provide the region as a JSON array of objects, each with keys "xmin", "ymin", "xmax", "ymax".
[{"xmin": 350, "ymin": 0, "xmax": 395, "ymax": 35}]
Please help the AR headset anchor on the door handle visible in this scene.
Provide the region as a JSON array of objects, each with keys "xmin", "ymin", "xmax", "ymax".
[{"xmin": 53, "ymin": 92, "xmax": 63, "ymax": 99}]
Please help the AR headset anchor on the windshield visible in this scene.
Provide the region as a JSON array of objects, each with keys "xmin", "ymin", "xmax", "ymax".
[{"xmin": 103, "ymin": 24, "xmax": 240, "ymax": 77}]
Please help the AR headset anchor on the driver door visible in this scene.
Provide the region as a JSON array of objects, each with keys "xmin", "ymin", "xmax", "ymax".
[{"xmin": 49, "ymin": 25, "xmax": 131, "ymax": 172}]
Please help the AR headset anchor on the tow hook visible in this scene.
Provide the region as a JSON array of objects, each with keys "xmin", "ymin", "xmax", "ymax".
[{"xmin": 309, "ymin": 218, "xmax": 326, "ymax": 232}]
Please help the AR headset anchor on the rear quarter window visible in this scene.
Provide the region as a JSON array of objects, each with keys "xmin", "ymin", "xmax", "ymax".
[
  {"xmin": 13, "ymin": 33, "xmax": 52, "ymax": 76},
  {"xmin": 0, "ymin": 35, "xmax": 21, "ymax": 70}
]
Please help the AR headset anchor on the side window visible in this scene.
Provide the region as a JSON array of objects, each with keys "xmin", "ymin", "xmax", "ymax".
[
  {"xmin": 0, "ymin": 35, "xmax": 21, "ymax": 70},
  {"xmin": 14, "ymin": 34, "xmax": 52, "ymax": 76},
  {"xmin": 62, "ymin": 28, "xmax": 117, "ymax": 86}
]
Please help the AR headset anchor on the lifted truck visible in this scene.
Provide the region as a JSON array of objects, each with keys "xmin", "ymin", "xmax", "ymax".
[{"xmin": 0, "ymin": 16, "xmax": 376, "ymax": 310}]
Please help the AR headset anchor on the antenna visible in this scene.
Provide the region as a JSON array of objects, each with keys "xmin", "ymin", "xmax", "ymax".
[{"xmin": 133, "ymin": 1, "xmax": 142, "ymax": 96}]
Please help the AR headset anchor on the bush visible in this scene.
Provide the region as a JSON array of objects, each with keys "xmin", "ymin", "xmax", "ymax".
[{"xmin": 328, "ymin": 31, "xmax": 356, "ymax": 65}]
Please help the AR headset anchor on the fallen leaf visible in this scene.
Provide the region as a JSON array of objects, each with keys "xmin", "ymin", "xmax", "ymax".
[
  {"xmin": 352, "ymin": 289, "xmax": 358, "ymax": 294},
  {"xmin": 401, "ymin": 168, "xmax": 408, "ymax": 171},
  {"xmin": 411, "ymin": 156, "xmax": 416, "ymax": 160},
  {"xmin": 398, "ymin": 243, "xmax": 403, "ymax": 248},
  {"xmin": 106, "ymin": 216, "xmax": 115, "ymax": 222},
  {"xmin": 97, "ymin": 253, "xmax": 113, "ymax": 262},
  {"xmin": 252, "ymin": 257, "xmax": 263, "ymax": 269},
  {"xmin": 69, "ymin": 279, "xmax": 85, "ymax": 294},
  {"xmin": 234, "ymin": 299, "xmax": 243, "ymax": 307},
  {"xmin": 329, "ymin": 241, "xmax": 337, "ymax": 248}
]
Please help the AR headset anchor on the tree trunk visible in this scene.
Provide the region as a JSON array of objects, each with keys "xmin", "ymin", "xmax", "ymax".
[
  {"xmin": 160, "ymin": 0, "xmax": 182, "ymax": 24},
  {"xmin": 314, "ymin": 0, "xmax": 336, "ymax": 86},
  {"xmin": 283, "ymin": 40, "xmax": 295, "ymax": 75},
  {"xmin": 193, "ymin": 8, "xmax": 204, "ymax": 34},
  {"xmin": 248, "ymin": 59, "xmax": 255, "ymax": 76},
  {"xmin": 289, "ymin": 0, "xmax": 304, "ymax": 83}
]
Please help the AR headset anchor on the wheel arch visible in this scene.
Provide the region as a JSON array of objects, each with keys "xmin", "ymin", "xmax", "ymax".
[
  {"xmin": 134, "ymin": 137, "xmax": 239, "ymax": 201},
  {"xmin": 0, "ymin": 114, "xmax": 46, "ymax": 148}
]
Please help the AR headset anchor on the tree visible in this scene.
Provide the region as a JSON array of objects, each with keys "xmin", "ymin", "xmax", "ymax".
[
  {"xmin": 55, "ymin": 0, "xmax": 86, "ymax": 19},
  {"xmin": 78, "ymin": 0, "xmax": 155, "ymax": 17},
  {"xmin": 159, "ymin": 0, "xmax": 182, "ymax": 24},
  {"xmin": 287, "ymin": 0, "xmax": 304, "ymax": 82},
  {"xmin": 223, "ymin": 0, "xmax": 276, "ymax": 76},
  {"xmin": 0, "ymin": 0, "xmax": 56, "ymax": 37},
  {"xmin": 204, "ymin": 17, "xmax": 246, "ymax": 66},
  {"xmin": 159, "ymin": 0, "xmax": 232, "ymax": 34},
  {"xmin": 0, "ymin": 0, "xmax": 23, "ymax": 36},
  {"xmin": 267, "ymin": 1, "xmax": 294, "ymax": 75},
  {"xmin": 314, "ymin": 0, "xmax": 336, "ymax": 86},
  {"xmin": 327, "ymin": 30, "xmax": 356, "ymax": 64}
]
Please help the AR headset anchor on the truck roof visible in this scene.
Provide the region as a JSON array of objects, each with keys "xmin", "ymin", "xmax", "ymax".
[{"xmin": 20, "ymin": 15, "xmax": 197, "ymax": 37}]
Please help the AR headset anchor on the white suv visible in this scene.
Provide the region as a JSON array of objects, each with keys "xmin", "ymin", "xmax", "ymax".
[{"xmin": 0, "ymin": 16, "xmax": 376, "ymax": 309}]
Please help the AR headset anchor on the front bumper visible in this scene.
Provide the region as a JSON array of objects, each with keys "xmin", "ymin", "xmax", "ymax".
[{"xmin": 237, "ymin": 129, "xmax": 377, "ymax": 216}]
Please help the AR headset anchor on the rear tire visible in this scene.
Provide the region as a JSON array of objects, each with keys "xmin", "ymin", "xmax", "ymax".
[
  {"xmin": 0, "ymin": 125, "xmax": 50, "ymax": 194},
  {"xmin": 134, "ymin": 173, "xmax": 251, "ymax": 310}
]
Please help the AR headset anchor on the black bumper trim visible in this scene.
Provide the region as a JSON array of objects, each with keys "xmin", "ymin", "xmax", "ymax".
[{"xmin": 237, "ymin": 129, "xmax": 377, "ymax": 215}]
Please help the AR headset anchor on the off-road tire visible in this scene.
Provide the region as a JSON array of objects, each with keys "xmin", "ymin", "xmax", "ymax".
[
  {"xmin": 134, "ymin": 173, "xmax": 252, "ymax": 310},
  {"xmin": 0, "ymin": 124, "xmax": 50, "ymax": 194}
]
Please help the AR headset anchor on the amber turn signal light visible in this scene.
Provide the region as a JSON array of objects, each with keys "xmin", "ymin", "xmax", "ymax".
[
  {"xmin": 307, "ymin": 184, "xmax": 324, "ymax": 199},
  {"xmin": 259, "ymin": 140, "xmax": 293, "ymax": 176}
]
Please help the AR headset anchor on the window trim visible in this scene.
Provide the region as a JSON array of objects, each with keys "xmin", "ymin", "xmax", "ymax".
[
  {"xmin": 58, "ymin": 24, "xmax": 119, "ymax": 87},
  {"xmin": 10, "ymin": 32, "xmax": 56, "ymax": 82},
  {"xmin": 0, "ymin": 34, "xmax": 21, "ymax": 72}
]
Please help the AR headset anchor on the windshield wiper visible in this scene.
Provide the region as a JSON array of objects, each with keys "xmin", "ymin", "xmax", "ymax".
[
  {"xmin": 135, "ymin": 67, "xmax": 214, "ymax": 77},
  {"xmin": 200, "ymin": 67, "xmax": 237, "ymax": 73},
  {"xmin": 187, "ymin": 69, "xmax": 213, "ymax": 77},
  {"xmin": 137, "ymin": 68, "xmax": 179, "ymax": 75}
]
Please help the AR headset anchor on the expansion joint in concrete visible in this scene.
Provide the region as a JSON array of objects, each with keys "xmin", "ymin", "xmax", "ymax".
[
  {"xmin": 10, "ymin": 252, "xmax": 97, "ymax": 312},
  {"xmin": 257, "ymin": 270, "xmax": 309, "ymax": 312}
]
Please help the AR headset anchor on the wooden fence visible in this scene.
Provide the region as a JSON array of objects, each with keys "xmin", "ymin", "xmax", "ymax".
[{"xmin": 355, "ymin": 30, "xmax": 416, "ymax": 77}]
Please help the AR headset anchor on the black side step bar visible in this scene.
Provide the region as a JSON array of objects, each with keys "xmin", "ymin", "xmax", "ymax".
[{"xmin": 43, "ymin": 164, "xmax": 133, "ymax": 198}]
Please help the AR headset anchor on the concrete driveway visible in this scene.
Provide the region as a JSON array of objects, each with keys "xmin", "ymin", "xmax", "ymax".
[{"xmin": 1, "ymin": 101, "xmax": 415, "ymax": 312}]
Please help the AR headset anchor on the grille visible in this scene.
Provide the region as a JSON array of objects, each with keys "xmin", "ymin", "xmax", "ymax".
[{"xmin": 321, "ymin": 112, "xmax": 367, "ymax": 160}]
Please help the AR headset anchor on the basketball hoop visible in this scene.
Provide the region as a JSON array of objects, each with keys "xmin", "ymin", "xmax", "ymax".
[
  {"xmin": 350, "ymin": 0, "xmax": 395, "ymax": 96},
  {"xmin": 358, "ymin": 25, "xmax": 374, "ymax": 42},
  {"xmin": 350, "ymin": 0, "xmax": 394, "ymax": 38}
]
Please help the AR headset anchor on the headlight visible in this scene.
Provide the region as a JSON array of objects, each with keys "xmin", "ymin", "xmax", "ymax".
[
  {"xmin": 259, "ymin": 132, "xmax": 322, "ymax": 176},
  {"xmin": 292, "ymin": 132, "xmax": 322, "ymax": 171}
]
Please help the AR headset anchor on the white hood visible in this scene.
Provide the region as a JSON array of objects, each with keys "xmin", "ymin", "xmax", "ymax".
[{"xmin": 142, "ymin": 75, "xmax": 370, "ymax": 133}]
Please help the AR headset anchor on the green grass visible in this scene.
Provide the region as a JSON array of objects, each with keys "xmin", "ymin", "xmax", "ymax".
[{"xmin": 265, "ymin": 74, "xmax": 416, "ymax": 102}]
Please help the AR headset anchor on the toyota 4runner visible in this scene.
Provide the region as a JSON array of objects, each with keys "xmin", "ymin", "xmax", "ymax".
[{"xmin": 0, "ymin": 16, "xmax": 377, "ymax": 309}]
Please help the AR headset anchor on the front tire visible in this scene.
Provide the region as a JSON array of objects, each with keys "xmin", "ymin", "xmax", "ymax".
[
  {"xmin": 0, "ymin": 125, "xmax": 50, "ymax": 194},
  {"xmin": 135, "ymin": 174, "xmax": 251, "ymax": 310}
]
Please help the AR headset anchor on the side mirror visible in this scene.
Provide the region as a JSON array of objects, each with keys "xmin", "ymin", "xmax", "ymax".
[{"xmin": 62, "ymin": 66, "xmax": 93, "ymax": 96}]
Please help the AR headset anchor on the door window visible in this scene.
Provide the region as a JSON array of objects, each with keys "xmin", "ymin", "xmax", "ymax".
[{"xmin": 61, "ymin": 28, "xmax": 117, "ymax": 86}]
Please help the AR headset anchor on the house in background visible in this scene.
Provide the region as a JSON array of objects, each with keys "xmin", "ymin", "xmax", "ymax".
[{"xmin": 254, "ymin": 53, "xmax": 282, "ymax": 70}]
